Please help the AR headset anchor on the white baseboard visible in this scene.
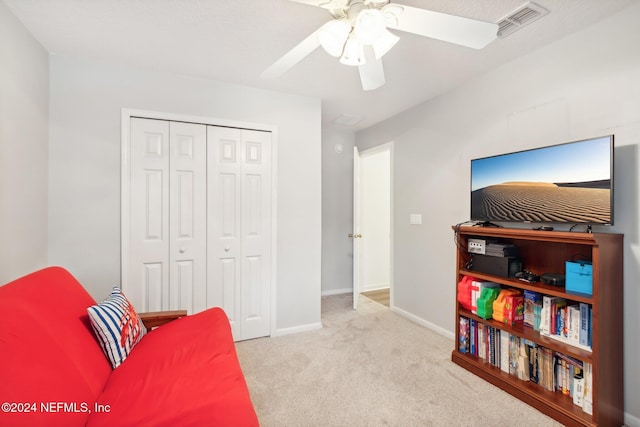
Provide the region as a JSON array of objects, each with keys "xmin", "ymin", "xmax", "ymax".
[
  {"xmin": 391, "ymin": 305, "xmax": 455, "ymax": 340},
  {"xmin": 363, "ymin": 283, "xmax": 390, "ymax": 292},
  {"xmin": 321, "ymin": 288, "xmax": 351, "ymax": 296},
  {"xmin": 272, "ymin": 322, "xmax": 323, "ymax": 337},
  {"xmin": 626, "ymin": 412, "xmax": 640, "ymax": 427}
]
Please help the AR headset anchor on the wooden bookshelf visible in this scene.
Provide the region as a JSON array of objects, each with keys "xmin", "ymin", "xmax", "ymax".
[{"xmin": 451, "ymin": 226, "xmax": 623, "ymax": 427}]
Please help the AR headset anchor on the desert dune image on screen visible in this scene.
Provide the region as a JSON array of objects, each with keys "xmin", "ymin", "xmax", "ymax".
[{"xmin": 471, "ymin": 137, "xmax": 612, "ymax": 224}]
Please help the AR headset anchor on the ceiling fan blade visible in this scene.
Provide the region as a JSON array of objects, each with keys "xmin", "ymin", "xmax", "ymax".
[
  {"xmin": 260, "ymin": 26, "xmax": 323, "ymax": 79},
  {"xmin": 358, "ymin": 46, "xmax": 385, "ymax": 91},
  {"xmin": 384, "ymin": 4, "xmax": 498, "ymax": 49},
  {"xmin": 287, "ymin": 0, "xmax": 344, "ymax": 9}
]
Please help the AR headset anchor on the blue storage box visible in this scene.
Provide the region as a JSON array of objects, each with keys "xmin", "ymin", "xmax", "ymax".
[{"xmin": 565, "ymin": 260, "xmax": 593, "ymax": 295}]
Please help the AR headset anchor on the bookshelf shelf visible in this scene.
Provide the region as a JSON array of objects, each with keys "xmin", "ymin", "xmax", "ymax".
[
  {"xmin": 459, "ymin": 308, "xmax": 593, "ymax": 362},
  {"xmin": 458, "ymin": 270, "xmax": 594, "ymax": 304},
  {"xmin": 451, "ymin": 226, "xmax": 623, "ymax": 427},
  {"xmin": 451, "ymin": 351, "xmax": 593, "ymax": 426}
]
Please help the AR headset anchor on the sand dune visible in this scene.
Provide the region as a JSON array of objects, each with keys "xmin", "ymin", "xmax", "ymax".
[{"xmin": 471, "ymin": 183, "xmax": 611, "ymax": 223}]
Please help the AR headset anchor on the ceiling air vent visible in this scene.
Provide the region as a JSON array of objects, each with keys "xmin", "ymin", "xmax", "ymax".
[
  {"xmin": 332, "ymin": 113, "xmax": 364, "ymax": 127},
  {"xmin": 496, "ymin": 2, "xmax": 549, "ymax": 38}
]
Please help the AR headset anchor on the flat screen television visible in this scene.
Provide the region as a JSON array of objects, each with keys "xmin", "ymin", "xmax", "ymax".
[{"xmin": 470, "ymin": 135, "xmax": 614, "ymax": 225}]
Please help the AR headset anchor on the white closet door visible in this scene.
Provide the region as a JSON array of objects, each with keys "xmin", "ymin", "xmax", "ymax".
[
  {"xmin": 240, "ymin": 129, "xmax": 272, "ymax": 339},
  {"xmin": 169, "ymin": 122, "xmax": 207, "ymax": 313},
  {"xmin": 207, "ymin": 126, "xmax": 271, "ymax": 340},
  {"xmin": 129, "ymin": 118, "xmax": 207, "ymax": 313},
  {"xmin": 130, "ymin": 118, "xmax": 170, "ymax": 312},
  {"xmin": 207, "ymin": 126, "xmax": 240, "ymax": 334}
]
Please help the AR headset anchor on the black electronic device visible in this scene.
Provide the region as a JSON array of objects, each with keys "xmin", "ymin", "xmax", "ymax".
[
  {"xmin": 540, "ymin": 273, "xmax": 566, "ymax": 287},
  {"xmin": 515, "ymin": 271, "xmax": 540, "ymax": 283},
  {"xmin": 470, "ymin": 254, "xmax": 522, "ymax": 278},
  {"xmin": 470, "ymin": 135, "xmax": 614, "ymax": 225},
  {"xmin": 484, "ymin": 242, "xmax": 519, "ymax": 257}
]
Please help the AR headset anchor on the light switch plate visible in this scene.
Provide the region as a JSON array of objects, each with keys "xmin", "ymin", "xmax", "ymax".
[{"xmin": 409, "ymin": 214, "xmax": 422, "ymax": 225}]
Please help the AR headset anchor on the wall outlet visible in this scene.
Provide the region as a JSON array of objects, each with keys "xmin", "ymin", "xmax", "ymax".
[{"xmin": 468, "ymin": 238, "xmax": 486, "ymax": 254}]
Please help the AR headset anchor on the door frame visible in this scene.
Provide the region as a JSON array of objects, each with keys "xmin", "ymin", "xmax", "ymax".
[
  {"xmin": 352, "ymin": 146, "xmax": 361, "ymax": 309},
  {"xmin": 354, "ymin": 142, "xmax": 394, "ymax": 309},
  {"xmin": 121, "ymin": 108, "xmax": 279, "ymax": 335}
]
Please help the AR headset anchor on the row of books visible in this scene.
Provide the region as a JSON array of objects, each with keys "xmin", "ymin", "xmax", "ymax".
[
  {"xmin": 541, "ymin": 297, "xmax": 592, "ymax": 350},
  {"xmin": 458, "ymin": 317, "xmax": 593, "ymax": 414},
  {"xmin": 467, "ymin": 280, "xmax": 593, "ymax": 352}
]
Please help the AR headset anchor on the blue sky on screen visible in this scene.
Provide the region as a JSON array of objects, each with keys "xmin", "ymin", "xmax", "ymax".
[{"xmin": 471, "ymin": 137, "xmax": 611, "ymax": 191}]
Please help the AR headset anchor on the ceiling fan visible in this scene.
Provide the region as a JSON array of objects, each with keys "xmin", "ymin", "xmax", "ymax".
[{"xmin": 261, "ymin": 0, "xmax": 498, "ymax": 90}]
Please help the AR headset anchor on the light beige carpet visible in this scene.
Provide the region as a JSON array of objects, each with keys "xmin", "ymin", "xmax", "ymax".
[{"xmin": 236, "ymin": 294, "xmax": 562, "ymax": 427}]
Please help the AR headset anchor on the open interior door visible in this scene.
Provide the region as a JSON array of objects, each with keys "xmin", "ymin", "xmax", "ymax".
[{"xmin": 352, "ymin": 146, "xmax": 362, "ymax": 309}]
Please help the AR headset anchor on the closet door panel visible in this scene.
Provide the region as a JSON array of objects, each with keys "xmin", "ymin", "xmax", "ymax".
[
  {"xmin": 240, "ymin": 129, "xmax": 272, "ymax": 339},
  {"xmin": 169, "ymin": 122, "xmax": 207, "ymax": 313},
  {"xmin": 130, "ymin": 118, "xmax": 170, "ymax": 312},
  {"xmin": 207, "ymin": 126, "xmax": 243, "ymax": 338}
]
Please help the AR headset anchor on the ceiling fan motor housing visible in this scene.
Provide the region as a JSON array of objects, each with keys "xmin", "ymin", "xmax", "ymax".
[{"xmin": 328, "ymin": 0, "xmax": 391, "ymax": 19}]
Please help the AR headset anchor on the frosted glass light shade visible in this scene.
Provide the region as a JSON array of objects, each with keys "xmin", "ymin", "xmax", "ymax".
[
  {"xmin": 319, "ymin": 20, "xmax": 351, "ymax": 57},
  {"xmin": 354, "ymin": 9, "xmax": 386, "ymax": 45},
  {"xmin": 372, "ymin": 29, "xmax": 399, "ymax": 59}
]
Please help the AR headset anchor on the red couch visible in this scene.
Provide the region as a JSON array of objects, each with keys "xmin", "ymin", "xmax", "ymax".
[{"xmin": 0, "ymin": 267, "xmax": 259, "ymax": 427}]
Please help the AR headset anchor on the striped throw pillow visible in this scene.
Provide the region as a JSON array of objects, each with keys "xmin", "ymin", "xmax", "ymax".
[{"xmin": 87, "ymin": 287, "xmax": 147, "ymax": 369}]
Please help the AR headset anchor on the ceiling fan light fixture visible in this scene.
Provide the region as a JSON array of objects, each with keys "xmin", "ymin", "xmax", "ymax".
[
  {"xmin": 339, "ymin": 36, "xmax": 366, "ymax": 66},
  {"xmin": 372, "ymin": 29, "xmax": 399, "ymax": 59},
  {"xmin": 318, "ymin": 20, "xmax": 351, "ymax": 57},
  {"xmin": 354, "ymin": 9, "xmax": 386, "ymax": 45}
]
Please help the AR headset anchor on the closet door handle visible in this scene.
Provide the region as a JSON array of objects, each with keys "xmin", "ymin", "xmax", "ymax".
[{"xmin": 179, "ymin": 248, "xmax": 186, "ymax": 254}]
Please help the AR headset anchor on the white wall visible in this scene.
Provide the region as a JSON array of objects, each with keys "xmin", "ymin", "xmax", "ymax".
[
  {"xmin": 356, "ymin": 3, "xmax": 640, "ymax": 424},
  {"xmin": 0, "ymin": 2, "xmax": 49, "ymax": 284},
  {"xmin": 48, "ymin": 56, "xmax": 322, "ymax": 333},
  {"xmin": 321, "ymin": 127, "xmax": 355, "ymax": 295}
]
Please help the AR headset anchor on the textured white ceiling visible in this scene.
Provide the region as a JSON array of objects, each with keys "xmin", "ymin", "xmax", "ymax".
[{"xmin": 4, "ymin": 0, "xmax": 638, "ymax": 130}]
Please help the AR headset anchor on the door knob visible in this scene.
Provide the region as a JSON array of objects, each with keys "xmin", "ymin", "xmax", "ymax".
[
  {"xmin": 224, "ymin": 246, "xmax": 231, "ymax": 252},
  {"xmin": 348, "ymin": 233, "xmax": 363, "ymax": 238},
  {"xmin": 179, "ymin": 248, "xmax": 186, "ymax": 254}
]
